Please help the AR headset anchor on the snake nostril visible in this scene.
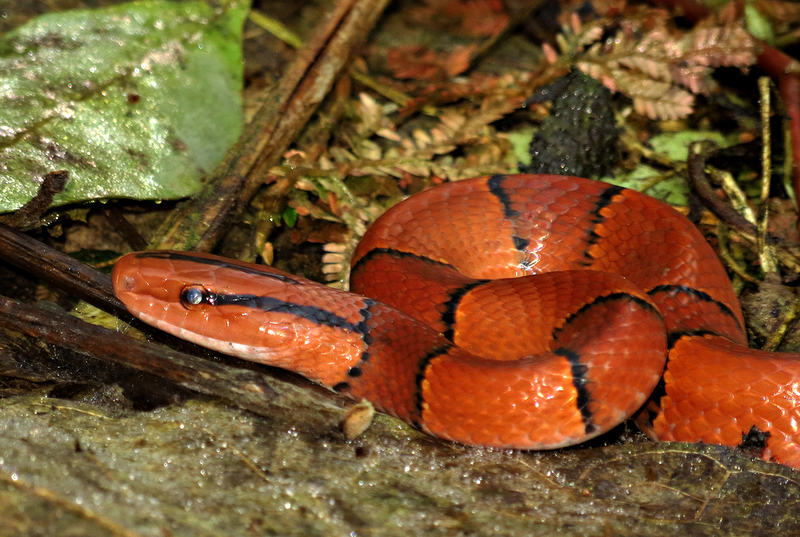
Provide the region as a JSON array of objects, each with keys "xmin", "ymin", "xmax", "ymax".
[{"xmin": 122, "ymin": 275, "xmax": 137, "ymax": 292}]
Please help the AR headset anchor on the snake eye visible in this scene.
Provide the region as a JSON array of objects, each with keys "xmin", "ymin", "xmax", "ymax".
[{"xmin": 181, "ymin": 285, "xmax": 207, "ymax": 308}]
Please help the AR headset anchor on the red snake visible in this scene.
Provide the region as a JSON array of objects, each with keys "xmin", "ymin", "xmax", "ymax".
[{"xmin": 112, "ymin": 174, "xmax": 800, "ymax": 468}]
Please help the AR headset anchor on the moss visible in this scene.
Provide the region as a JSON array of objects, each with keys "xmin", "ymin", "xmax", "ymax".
[{"xmin": 522, "ymin": 69, "xmax": 619, "ymax": 178}]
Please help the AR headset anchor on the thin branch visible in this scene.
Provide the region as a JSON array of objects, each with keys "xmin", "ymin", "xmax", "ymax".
[
  {"xmin": 686, "ymin": 141, "xmax": 759, "ymax": 237},
  {"xmin": 757, "ymin": 76, "xmax": 777, "ymax": 274}
]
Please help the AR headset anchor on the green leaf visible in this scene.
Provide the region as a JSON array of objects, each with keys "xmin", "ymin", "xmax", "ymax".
[
  {"xmin": 282, "ymin": 207, "xmax": 297, "ymax": 228},
  {"xmin": 648, "ymin": 130, "xmax": 733, "ymax": 161},
  {"xmin": 744, "ymin": 3, "xmax": 774, "ymax": 45},
  {"xmin": 505, "ymin": 127, "xmax": 535, "ymax": 169},
  {"xmin": 604, "ymin": 130, "xmax": 736, "ymax": 205},
  {"xmin": 605, "ymin": 165, "xmax": 689, "ymax": 205},
  {"xmin": 0, "ymin": 0, "xmax": 248, "ymax": 214}
]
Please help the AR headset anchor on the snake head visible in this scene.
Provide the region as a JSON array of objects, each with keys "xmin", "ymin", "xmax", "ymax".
[{"xmin": 112, "ymin": 251, "xmax": 370, "ymax": 385}]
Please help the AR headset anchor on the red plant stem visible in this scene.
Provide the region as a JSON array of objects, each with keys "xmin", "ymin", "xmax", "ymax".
[{"xmin": 651, "ymin": 0, "xmax": 800, "ymax": 209}]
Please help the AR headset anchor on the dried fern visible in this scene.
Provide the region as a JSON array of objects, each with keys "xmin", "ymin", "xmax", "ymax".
[
  {"xmin": 267, "ymin": 76, "xmax": 525, "ymax": 286},
  {"xmin": 553, "ymin": 11, "xmax": 758, "ymax": 120}
]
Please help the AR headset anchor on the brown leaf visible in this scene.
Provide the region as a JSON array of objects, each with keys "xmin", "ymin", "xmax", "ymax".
[
  {"xmin": 447, "ymin": 0, "xmax": 509, "ymax": 37},
  {"xmin": 386, "ymin": 45, "xmax": 443, "ymax": 80},
  {"xmin": 408, "ymin": 0, "xmax": 509, "ymax": 37},
  {"xmin": 445, "ymin": 44, "xmax": 478, "ymax": 76}
]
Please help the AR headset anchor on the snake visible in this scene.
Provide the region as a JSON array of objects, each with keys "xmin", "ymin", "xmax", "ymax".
[{"xmin": 112, "ymin": 174, "xmax": 800, "ymax": 468}]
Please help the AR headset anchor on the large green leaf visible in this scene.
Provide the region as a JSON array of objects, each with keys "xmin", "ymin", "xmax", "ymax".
[{"xmin": 0, "ymin": 0, "xmax": 248, "ymax": 213}]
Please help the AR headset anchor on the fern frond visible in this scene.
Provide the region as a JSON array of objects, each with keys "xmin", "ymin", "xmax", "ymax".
[{"xmin": 567, "ymin": 20, "xmax": 756, "ymax": 119}]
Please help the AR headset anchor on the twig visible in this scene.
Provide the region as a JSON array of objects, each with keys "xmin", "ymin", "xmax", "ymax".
[
  {"xmin": 0, "ymin": 222, "xmax": 128, "ymax": 319},
  {"xmin": 102, "ymin": 207, "xmax": 147, "ymax": 252},
  {"xmin": 686, "ymin": 141, "xmax": 759, "ymax": 237},
  {"xmin": 0, "ymin": 170, "xmax": 69, "ymax": 230},
  {"xmin": 714, "ymin": 169, "xmax": 757, "ymax": 225},
  {"xmin": 716, "ymin": 223, "xmax": 758, "ymax": 284},
  {"xmin": 250, "ymin": 9, "xmax": 434, "ymax": 115},
  {"xmin": 757, "ymin": 77, "xmax": 777, "ymax": 274}
]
